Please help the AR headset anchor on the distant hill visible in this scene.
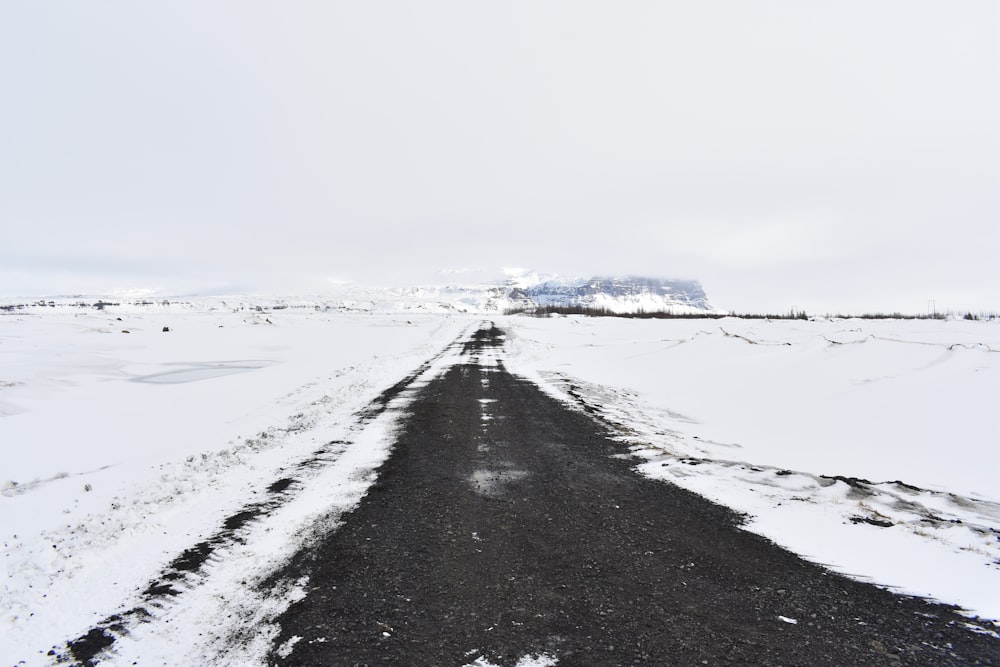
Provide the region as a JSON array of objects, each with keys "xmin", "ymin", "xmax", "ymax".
[
  {"xmin": 503, "ymin": 276, "xmax": 716, "ymax": 314},
  {"xmin": 0, "ymin": 274, "xmax": 717, "ymax": 315}
]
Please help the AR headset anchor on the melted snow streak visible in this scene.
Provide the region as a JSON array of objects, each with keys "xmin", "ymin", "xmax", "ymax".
[
  {"xmin": 57, "ymin": 452, "xmax": 325, "ymax": 664},
  {"xmin": 50, "ymin": 327, "xmax": 481, "ymax": 667},
  {"xmin": 52, "ymin": 435, "xmax": 350, "ymax": 665}
]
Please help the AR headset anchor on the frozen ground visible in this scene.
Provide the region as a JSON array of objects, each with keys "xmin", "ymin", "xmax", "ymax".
[
  {"xmin": 503, "ymin": 315, "xmax": 1000, "ymax": 628},
  {"xmin": 2, "ymin": 307, "xmax": 998, "ymax": 663},
  {"xmin": 0, "ymin": 305, "xmax": 474, "ymax": 663}
]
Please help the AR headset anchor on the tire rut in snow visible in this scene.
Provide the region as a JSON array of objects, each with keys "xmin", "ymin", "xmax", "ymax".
[
  {"xmin": 267, "ymin": 326, "xmax": 999, "ymax": 666},
  {"xmin": 53, "ymin": 333, "xmax": 471, "ymax": 666}
]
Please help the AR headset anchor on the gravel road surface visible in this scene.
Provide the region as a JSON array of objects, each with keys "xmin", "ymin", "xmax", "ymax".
[{"xmin": 268, "ymin": 326, "xmax": 999, "ymax": 666}]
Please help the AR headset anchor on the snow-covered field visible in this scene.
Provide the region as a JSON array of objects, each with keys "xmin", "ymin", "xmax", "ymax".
[
  {"xmin": 2, "ymin": 306, "xmax": 998, "ymax": 663},
  {"xmin": 504, "ymin": 315, "xmax": 1000, "ymax": 629},
  {"xmin": 0, "ymin": 304, "xmax": 474, "ymax": 663}
]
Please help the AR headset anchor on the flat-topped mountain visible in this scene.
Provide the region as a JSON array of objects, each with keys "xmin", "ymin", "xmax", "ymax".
[
  {"xmin": 1, "ymin": 274, "xmax": 717, "ymax": 315},
  {"xmin": 506, "ymin": 276, "xmax": 715, "ymax": 314}
]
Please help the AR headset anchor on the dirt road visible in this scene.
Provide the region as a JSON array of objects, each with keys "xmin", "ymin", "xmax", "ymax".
[{"xmin": 267, "ymin": 326, "xmax": 998, "ymax": 666}]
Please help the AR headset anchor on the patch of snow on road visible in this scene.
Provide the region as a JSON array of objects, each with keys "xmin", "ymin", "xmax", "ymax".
[
  {"xmin": 276, "ymin": 635, "xmax": 302, "ymax": 658},
  {"xmin": 465, "ymin": 653, "xmax": 559, "ymax": 667}
]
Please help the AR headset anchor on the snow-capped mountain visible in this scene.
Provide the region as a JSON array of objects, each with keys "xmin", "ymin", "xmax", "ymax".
[
  {"xmin": 0, "ymin": 273, "xmax": 717, "ymax": 315},
  {"xmin": 505, "ymin": 276, "xmax": 715, "ymax": 314}
]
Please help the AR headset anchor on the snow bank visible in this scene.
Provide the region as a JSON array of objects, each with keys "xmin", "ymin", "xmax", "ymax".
[
  {"xmin": 0, "ymin": 307, "xmax": 473, "ymax": 662},
  {"xmin": 504, "ymin": 315, "xmax": 1000, "ymax": 624},
  {"xmin": 4, "ymin": 308, "xmax": 997, "ymax": 662}
]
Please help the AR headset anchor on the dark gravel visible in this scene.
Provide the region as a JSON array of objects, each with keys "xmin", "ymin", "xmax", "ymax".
[{"xmin": 268, "ymin": 326, "xmax": 999, "ymax": 666}]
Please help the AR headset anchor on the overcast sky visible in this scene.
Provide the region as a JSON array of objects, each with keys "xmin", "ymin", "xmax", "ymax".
[{"xmin": 2, "ymin": 1, "xmax": 997, "ymax": 312}]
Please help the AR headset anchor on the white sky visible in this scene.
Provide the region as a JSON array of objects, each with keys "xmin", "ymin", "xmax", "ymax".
[{"xmin": 2, "ymin": 1, "xmax": 998, "ymax": 312}]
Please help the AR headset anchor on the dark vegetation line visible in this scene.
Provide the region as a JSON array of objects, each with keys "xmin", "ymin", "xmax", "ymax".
[
  {"xmin": 3, "ymin": 299, "xmax": 995, "ymax": 320},
  {"xmin": 505, "ymin": 305, "xmax": 998, "ymax": 320},
  {"xmin": 505, "ymin": 305, "xmax": 809, "ymax": 319}
]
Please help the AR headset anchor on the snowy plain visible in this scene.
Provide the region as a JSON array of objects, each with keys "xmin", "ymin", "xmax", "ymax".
[
  {"xmin": 2, "ymin": 304, "xmax": 998, "ymax": 664},
  {"xmin": 0, "ymin": 302, "xmax": 474, "ymax": 663},
  {"xmin": 503, "ymin": 315, "xmax": 1000, "ymax": 630}
]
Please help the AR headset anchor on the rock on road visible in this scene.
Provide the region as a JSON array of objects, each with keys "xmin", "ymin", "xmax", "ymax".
[{"xmin": 268, "ymin": 326, "xmax": 999, "ymax": 666}]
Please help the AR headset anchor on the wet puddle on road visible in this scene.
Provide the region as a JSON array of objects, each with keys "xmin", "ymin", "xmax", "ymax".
[{"xmin": 469, "ymin": 467, "xmax": 530, "ymax": 497}]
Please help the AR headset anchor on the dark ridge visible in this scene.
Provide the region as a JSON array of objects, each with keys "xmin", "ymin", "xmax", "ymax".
[
  {"xmin": 65, "ymin": 628, "xmax": 115, "ymax": 665},
  {"xmin": 224, "ymin": 508, "xmax": 265, "ymax": 531},
  {"xmin": 168, "ymin": 539, "xmax": 216, "ymax": 573},
  {"xmin": 296, "ymin": 440, "xmax": 352, "ymax": 471},
  {"xmin": 563, "ymin": 383, "xmax": 602, "ymax": 418},
  {"xmin": 144, "ymin": 581, "xmax": 180, "ymax": 597},
  {"xmin": 892, "ymin": 480, "xmax": 924, "ymax": 492},
  {"xmin": 821, "ymin": 474, "xmax": 875, "ymax": 489},
  {"xmin": 851, "ymin": 516, "xmax": 895, "ymax": 528},
  {"xmin": 268, "ymin": 478, "xmax": 296, "ymax": 493}
]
